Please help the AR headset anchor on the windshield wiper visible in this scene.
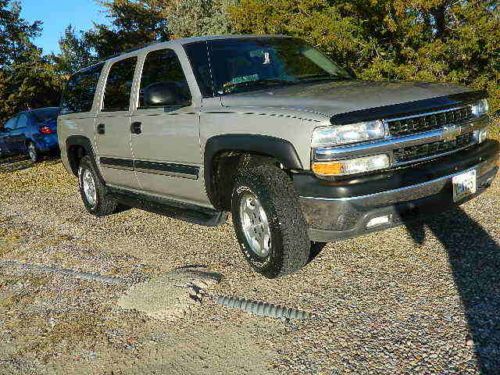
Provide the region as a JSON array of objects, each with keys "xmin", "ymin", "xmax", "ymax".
[
  {"xmin": 223, "ymin": 79, "xmax": 296, "ymax": 94},
  {"xmin": 299, "ymin": 74, "xmax": 349, "ymax": 83}
]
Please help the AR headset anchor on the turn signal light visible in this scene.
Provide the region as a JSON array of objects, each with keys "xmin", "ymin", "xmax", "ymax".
[{"xmin": 312, "ymin": 154, "xmax": 390, "ymax": 177}]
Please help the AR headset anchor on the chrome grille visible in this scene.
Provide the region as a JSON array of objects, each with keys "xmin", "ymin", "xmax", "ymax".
[
  {"xmin": 387, "ymin": 107, "xmax": 473, "ymax": 137},
  {"xmin": 394, "ymin": 132, "xmax": 474, "ymax": 163}
]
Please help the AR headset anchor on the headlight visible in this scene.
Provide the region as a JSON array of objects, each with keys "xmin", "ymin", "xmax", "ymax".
[
  {"xmin": 312, "ymin": 154, "xmax": 390, "ymax": 177},
  {"xmin": 311, "ymin": 120, "xmax": 387, "ymax": 147},
  {"xmin": 471, "ymin": 99, "xmax": 489, "ymax": 117}
]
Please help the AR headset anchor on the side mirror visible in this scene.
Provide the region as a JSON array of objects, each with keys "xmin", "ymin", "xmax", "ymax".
[{"xmin": 143, "ymin": 82, "xmax": 191, "ymax": 108}]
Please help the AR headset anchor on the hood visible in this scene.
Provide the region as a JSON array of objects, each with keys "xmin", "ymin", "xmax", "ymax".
[{"xmin": 220, "ymin": 80, "xmax": 478, "ymax": 122}]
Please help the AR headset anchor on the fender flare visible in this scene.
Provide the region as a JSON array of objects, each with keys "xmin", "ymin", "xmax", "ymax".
[
  {"xmin": 203, "ymin": 134, "xmax": 303, "ymax": 206},
  {"xmin": 65, "ymin": 135, "xmax": 101, "ymax": 178}
]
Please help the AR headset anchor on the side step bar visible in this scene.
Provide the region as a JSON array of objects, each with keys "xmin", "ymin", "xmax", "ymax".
[{"xmin": 108, "ymin": 187, "xmax": 228, "ymax": 227}]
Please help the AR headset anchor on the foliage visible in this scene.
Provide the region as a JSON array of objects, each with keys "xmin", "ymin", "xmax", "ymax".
[
  {"xmin": 167, "ymin": 0, "xmax": 234, "ymax": 38},
  {"xmin": 228, "ymin": 0, "xmax": 500, "ymax": 110},
  {"xmin": 0, "ymin": 0, "xmax": 62, "ymax": 125},
  {"xmin": 52, "ymin": 26, "xmax": 97, "ymax": 77}
]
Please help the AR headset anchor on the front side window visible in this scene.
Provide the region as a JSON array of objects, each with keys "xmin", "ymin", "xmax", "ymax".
[
  {"xmin": 60, "ymin": 63, "xmax": 104, "ymax": 115},
  {"xmin": 184, "ymin": 42, "xmax": 213, "ymax": 97},
  {"xmin": 139, "ymin": 49, "xmax": 191, "ymax": 108},
  {"xmin": 206, "ymin": 38, "xmax": 352, "ymax": 95},
  {"xmin": 103, "ymin": 57, "xmax": 138, "ymax": 112}
]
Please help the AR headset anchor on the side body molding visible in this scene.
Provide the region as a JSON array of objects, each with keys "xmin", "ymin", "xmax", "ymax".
[{"xmin": 204, "ymin": 134, "xmax": 304, "ymax": 206}]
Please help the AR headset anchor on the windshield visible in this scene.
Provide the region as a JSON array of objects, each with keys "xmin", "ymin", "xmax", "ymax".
[
  {"xmin": 31, "ymin": 108, "xmax": 59, "ymax": 122},
  {"xmin": 206, "ymin": 38, "xmax": 352, "ymax": 95}
]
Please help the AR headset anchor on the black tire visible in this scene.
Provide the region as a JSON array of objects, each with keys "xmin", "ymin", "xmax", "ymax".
[
  {"xmin": 27, "ymin": 142, "xmax": 39, "ymax": 162},
  {"xmin": 231, "ymin": 164, "xmax": 310, "ymax": 278},
  {"xmin": 78, "ymin": 155, "xmax": 118, "ymax": 217}
]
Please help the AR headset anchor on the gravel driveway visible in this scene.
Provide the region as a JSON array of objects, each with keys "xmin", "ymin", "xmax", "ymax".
[{"xmin": 0, "ymin": 152, "xmax": 499, "ymax": 374}]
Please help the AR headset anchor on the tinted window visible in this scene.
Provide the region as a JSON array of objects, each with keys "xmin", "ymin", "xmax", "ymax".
[
  {"xmin": 139, "ymin": 49, "xmax": 190, "ymax": 108},
  {"xmin": 103, "ymin": 57, "xmax": 137, "ymax": 112},
  {"xmin": 4, "ymin": 117, "xmax": 17, "ymax": 130},
  {"xmin": 32, "ymin": 108, "xmax": 59, "ymax": 122},
  {"xmin": 184, "ymin": 42, "xmax": 213, "ymax": 97},
  {"xmin": 60, "ymin": 63, "xmax": 104, "ymax": 115},
  {"xmin": 17, "ymin": 114, "xmax": 29, "ymax": 128}
]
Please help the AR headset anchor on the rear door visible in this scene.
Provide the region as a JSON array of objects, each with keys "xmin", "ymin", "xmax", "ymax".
[
  {"xmin": 130, "ymin": 47, "xmax": 205, "ymax": 203},
  {"xmin": 95, "ymin": 56, "xmax": 141, "ymax": 189}
]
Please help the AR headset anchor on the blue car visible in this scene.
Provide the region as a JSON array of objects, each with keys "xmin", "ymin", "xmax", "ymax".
[{"xmin": 0, "ymin": 107, "xmax": 60, "ymax": 162}]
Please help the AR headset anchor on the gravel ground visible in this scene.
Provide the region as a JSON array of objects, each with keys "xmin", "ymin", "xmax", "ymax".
[{"xmin": 0, "ymin": 149, "xmax": 499, "ymax": 374}]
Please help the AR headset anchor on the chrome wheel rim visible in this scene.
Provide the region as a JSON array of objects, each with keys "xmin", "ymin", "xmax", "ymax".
[
  {"xmin": 239, "ymin": 191, "xmax": 271, "ymax": 257},
  {"xmin": 81, "ymin": 168, "xmax": 97, "ymax": 207},
  {"xmin": 28, "ymin": 143, "xmax": 36, "ymax": 161}
]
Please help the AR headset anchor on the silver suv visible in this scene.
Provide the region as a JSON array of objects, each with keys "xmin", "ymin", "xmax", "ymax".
[{"xmin": 58, "ymin": 35, "xmax": 498, "ymax": 278}]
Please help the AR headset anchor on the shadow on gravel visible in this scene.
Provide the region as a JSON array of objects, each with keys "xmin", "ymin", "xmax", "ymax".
[
  {"xmin": 0, "ymin": 154, "xmax": 60, "ymax": 173},
  {"xmin": 406, "ymin": 208, "xmax": 500, "ymax": 374}
]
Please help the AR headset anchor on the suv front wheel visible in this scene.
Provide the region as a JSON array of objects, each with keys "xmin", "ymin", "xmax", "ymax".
[
  {"xmin": 231, "ymin": 164, "xmax": 310, "ymax": 278},
  {"xmin": 78, "ymin": 156, "xmax": 118, "ymax": 217}
]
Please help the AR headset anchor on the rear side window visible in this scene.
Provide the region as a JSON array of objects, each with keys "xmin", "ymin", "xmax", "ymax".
[
  {"xmin": 139, "ymin": 49, "xmax": 191, "ymax": 108},
  {"xmin": 103, "ymin": 57, "xmax": 137, "ymax": 112},
  {"xmin": 16, "ymin": 114, "xmax": 29, "ymax": 128},
  {"xmin": 184, "ymin": 42, "xmax": 213, "ymax": 97},
  {"xmin": 60, "ymin": 63, "xmax": 104, "ymax": 115}
]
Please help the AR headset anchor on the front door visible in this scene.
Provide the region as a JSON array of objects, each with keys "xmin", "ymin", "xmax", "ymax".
[
  {"xmin": 130, "ymin": 48, "xmax": 205, "ymax": 204},
  {"xmin": 95, "ymin": 56, "xmax": 141, "ymax": 190}
]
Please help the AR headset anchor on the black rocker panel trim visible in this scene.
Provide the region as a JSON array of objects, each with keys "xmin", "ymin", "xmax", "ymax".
[
  {"xmin": 330, "ymin": 90, "xmax": 487, "ymax": 125},
  {"xmin": 108, "ymin": 186, "xmax": 227, "ymax": 227},
  {"xmin": 204, "ymin": 134, "xmax": 303, "ymax": 207}
]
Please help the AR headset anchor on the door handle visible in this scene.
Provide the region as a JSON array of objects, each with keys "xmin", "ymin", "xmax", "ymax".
[
  {"xmin": 131, "ymin": 121, "xmax": 142, "ymax": 135},
  {"xmin": 97, "ymin": 123, "xmax": 105, "ymax": 135}
]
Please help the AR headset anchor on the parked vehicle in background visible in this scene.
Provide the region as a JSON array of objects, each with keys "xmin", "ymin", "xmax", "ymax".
[
  {"xmin": 58, "ymin": 35, "xmax": 498, "ymax": 278},
  {"xmin": 0, "ymin": 107, "xmax": 60, "ymax": 162}
]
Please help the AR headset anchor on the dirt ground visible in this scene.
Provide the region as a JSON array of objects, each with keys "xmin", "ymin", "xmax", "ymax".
[{"xmin": 0, "ymin": 150, "xmax": 499, "ymax": 374}]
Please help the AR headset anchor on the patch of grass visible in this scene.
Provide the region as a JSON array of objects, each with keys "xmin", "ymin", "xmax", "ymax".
[
  {"xmin": 490, "ymin": 116, "xmax": 500, "ymax": 141},
  {"xmin": 0, "ymin": 226, "xmax": 22, "ymax": 256}
]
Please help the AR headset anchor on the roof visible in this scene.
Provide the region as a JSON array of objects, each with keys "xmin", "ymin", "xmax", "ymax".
[
  {"xmin": 72, "ymin": 34, "xmax": 292, "ymax": 76},
  {"xmin": 174, "ymin": 34, "xmax": 291, "ymax": 45}
]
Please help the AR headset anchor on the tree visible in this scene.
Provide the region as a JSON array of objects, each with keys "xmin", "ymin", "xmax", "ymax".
[
  {"xmin": 52, "ymin": 26, "xmax": 96, "ymax": 76},
  {"xmin": 0, "ymin": 0, "xmax": 62, "ymax": 124},
  {"xmin": 167, "ymin": 0, "xmax": 234, "ymax": 38},
  {"xmin": 229, "ymin": 0, "xmax": 500, "ymax": 110},
  {"xmin": 85, "ymin": 0, "xmax": 171, "ymax": 59}
]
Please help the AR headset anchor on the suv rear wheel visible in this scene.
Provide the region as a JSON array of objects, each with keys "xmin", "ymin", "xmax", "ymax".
[
  {"xmin": 231, "ymin": 164, "xmax": 310, "ymax": 278},
  {"xmin": 78, "ymin": 156, "xmax": 118, "ymax": 217}
]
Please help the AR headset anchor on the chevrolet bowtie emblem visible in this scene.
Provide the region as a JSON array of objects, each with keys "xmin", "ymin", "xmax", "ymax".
[{"xmin": 442, "ymin": 125, "xmax": 462, "ymax": 142}]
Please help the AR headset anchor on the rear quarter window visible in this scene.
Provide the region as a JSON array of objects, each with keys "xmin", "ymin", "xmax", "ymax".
[{"xmin": 60, "ymin": 63, "xmax": 104, "ymax": 115}]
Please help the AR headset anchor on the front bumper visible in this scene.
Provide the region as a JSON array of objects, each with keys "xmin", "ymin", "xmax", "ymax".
[{"xmin": 294, "ymin": 140, "xmax": 499, "ymax": 242}]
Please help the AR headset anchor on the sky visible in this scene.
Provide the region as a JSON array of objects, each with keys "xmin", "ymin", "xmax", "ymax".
[{"xmin": 20, "ymin": 0, "xmax": 109, "ymax": 55}]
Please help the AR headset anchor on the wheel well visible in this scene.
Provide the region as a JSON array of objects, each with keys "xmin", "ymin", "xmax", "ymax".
[
  {"xmin": 210, "ymin": 151, "xmax": 283, "ymax": 211},
  {"xmin": 67, "ymin": 145, "xmax": 87, "ymax": 176}
]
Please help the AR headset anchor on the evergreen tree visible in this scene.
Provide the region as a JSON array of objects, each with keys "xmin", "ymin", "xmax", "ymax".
[{"xmin": 0, "ymin": 0, "xmax": 61, "ymax": 124}]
